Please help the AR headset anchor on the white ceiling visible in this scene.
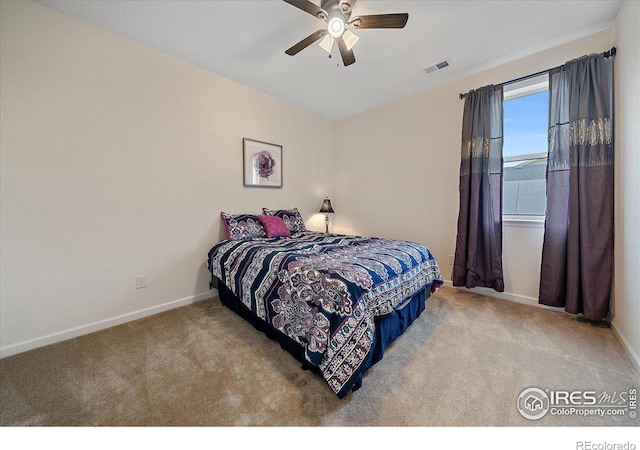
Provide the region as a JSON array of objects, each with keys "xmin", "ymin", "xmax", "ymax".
[{"xmin": 37, "ymin": 0, "xmax": 621, "ymax": 121}]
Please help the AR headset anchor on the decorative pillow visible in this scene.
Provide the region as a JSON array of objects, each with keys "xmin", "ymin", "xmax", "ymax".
[
  {"xmin": 220, "ymin": 212, "xmax": 266, "ymax": 240},
  {"xmin": 262, "ymin": 207, "xmax": 306, "ymax": 233},
  {"xmin": 258, "ymin": 215, "xmax": 291, "ymax": 238}
]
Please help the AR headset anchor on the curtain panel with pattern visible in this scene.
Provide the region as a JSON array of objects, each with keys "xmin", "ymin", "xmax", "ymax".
[
  {"xmin": 539, "ymin": 53, "xmax": 614, "ymax": 320},
  {"xmin": 453, "ymin": 85, "xmax": 505, "ymax": 292}
]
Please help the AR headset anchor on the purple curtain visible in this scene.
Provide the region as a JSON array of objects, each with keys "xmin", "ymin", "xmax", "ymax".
[
  {"xmin": 539, "ymin": 54, "xmax": 613, "ymax": 320},
  {"xmin": 453, "ymin": 85, "xmax": 505, "ymax": 292}
]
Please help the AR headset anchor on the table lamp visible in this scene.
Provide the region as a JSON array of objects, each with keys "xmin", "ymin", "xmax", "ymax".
[{"xmin": 319, "ymin": 197, "xmax": 335, "ymax": 234}]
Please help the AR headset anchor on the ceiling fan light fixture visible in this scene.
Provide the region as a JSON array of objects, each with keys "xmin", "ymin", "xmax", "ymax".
[
  {"xmin": 342, "ymin": 29, "xmax": 359, "ymax": 51},
  {"xmin": 283, "ymin": 0, "xmax": 410, "ymax": 66},
  {"xmin": 327, "ymin": 16, "xmax": 345, "ymax": 38},
  {"xmin": 318, "ymin": 34, "xmax": 335, "ymax": 54}
]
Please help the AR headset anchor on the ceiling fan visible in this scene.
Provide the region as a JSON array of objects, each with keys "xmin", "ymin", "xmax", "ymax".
[{"xmin": 283, "ymin": 0, "xmax": 409, "ymax": 67}]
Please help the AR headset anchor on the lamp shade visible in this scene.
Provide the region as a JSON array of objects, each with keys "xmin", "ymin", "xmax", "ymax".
[{"xmin": 319, "ymin": 198, "xmax": 335, "ymax": 214}]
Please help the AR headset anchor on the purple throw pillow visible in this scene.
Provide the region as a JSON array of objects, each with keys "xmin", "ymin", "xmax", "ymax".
[{"xmin": 258, "ymin": 215, "xmax": 291, "ymax": 238}]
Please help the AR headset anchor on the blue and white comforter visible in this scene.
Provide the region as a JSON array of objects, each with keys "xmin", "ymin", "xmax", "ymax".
[{"xmin": 207, "ymin": 231, "xmax": 443, "ymax": 396}]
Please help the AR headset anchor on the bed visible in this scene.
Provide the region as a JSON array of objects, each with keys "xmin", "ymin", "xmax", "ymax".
[{"xmin": 207, "ymin": 226, "xmax": 443, "ymax": 398}]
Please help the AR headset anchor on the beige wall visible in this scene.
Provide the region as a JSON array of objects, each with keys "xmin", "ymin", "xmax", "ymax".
[
  {"xmin": 612, "ymin": 0, "xmax": 640, "ymax": 371},
  {"xmin": 0, "ymin": 1, "xmax": 334, "ymax": 356}
]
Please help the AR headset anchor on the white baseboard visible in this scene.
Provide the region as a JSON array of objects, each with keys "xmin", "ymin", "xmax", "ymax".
[
  {"xmin": 610, "ymin": 321, "xmax": 640, "ymax": 374},
  {"xmin": 0, "ymin": 289, "xmax": 218, "ymax": 359},
  {"xmin": 442, "ymin": 280, "xmax": 566, "ymax": 313}
]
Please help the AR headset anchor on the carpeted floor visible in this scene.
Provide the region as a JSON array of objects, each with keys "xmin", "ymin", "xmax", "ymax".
[{"xmin": 1, "ymin": 286, "xmax": 638, "ymax": 426}]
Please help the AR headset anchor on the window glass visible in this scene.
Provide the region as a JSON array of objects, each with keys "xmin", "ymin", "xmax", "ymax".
[{"xmin": 503, "ymin": 86, "xmax": 548, "ymax": 217}]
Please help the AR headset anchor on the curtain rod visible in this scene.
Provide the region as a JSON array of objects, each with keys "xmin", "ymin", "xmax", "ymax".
[{"xmin": 458, "ymin": 47, "xmax": 616, "ymax": 100}]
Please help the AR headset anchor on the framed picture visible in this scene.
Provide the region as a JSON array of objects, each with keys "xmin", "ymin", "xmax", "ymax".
[{"xmin": 243, "ymin": 138, "xmax": 282, "ymax": 188}]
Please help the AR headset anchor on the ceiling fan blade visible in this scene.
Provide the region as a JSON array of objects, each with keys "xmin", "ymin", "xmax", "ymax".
[
  {"xmin": 337, "ymin": 36, "xmax": 356, "ymax": 66},
  {"xmin": 285, "ymin": 29, "xmax": 327, "ymax": 56},
  {"xmin": 351, "ymin": 13, "xmax": 409, "ymax": 29},
  {"xmin": 283, "ymin": 0, "xmax": 325, "ymax": 18}
]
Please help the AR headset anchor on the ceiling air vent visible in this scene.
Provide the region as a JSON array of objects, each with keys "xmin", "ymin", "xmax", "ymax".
[{"xmin": 424, "ymin": 58, "xmax": 451, "ymax": 75}]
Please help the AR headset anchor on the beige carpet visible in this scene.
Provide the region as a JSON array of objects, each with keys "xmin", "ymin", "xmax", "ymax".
[{"xmin": 1, "ymin": 286, "xmax": 638, "ymax": 426}]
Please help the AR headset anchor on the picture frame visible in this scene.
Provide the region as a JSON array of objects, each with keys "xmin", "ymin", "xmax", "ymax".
[{"xmin": 243, "ymin": 138, "xmax": 283, "ymax": 188}]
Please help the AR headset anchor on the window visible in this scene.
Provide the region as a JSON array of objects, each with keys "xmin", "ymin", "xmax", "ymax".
[{"xmin": 502, "ymin": 74, "xmax": 548, "ymax": 218}]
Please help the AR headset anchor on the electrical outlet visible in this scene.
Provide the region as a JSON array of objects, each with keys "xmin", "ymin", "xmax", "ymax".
[
  {"xmin": 136, "ymin": 275, "xmax": 147, "ymax": 289},
  {"xmin": 448, "ymin": 255, "xmax": 455, "ymax": 265}
]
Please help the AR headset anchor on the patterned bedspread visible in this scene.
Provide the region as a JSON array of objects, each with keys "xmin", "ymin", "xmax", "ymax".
[{"xmin": 207, "ymin": 231, "xmax": 443, "ymax": 396}]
